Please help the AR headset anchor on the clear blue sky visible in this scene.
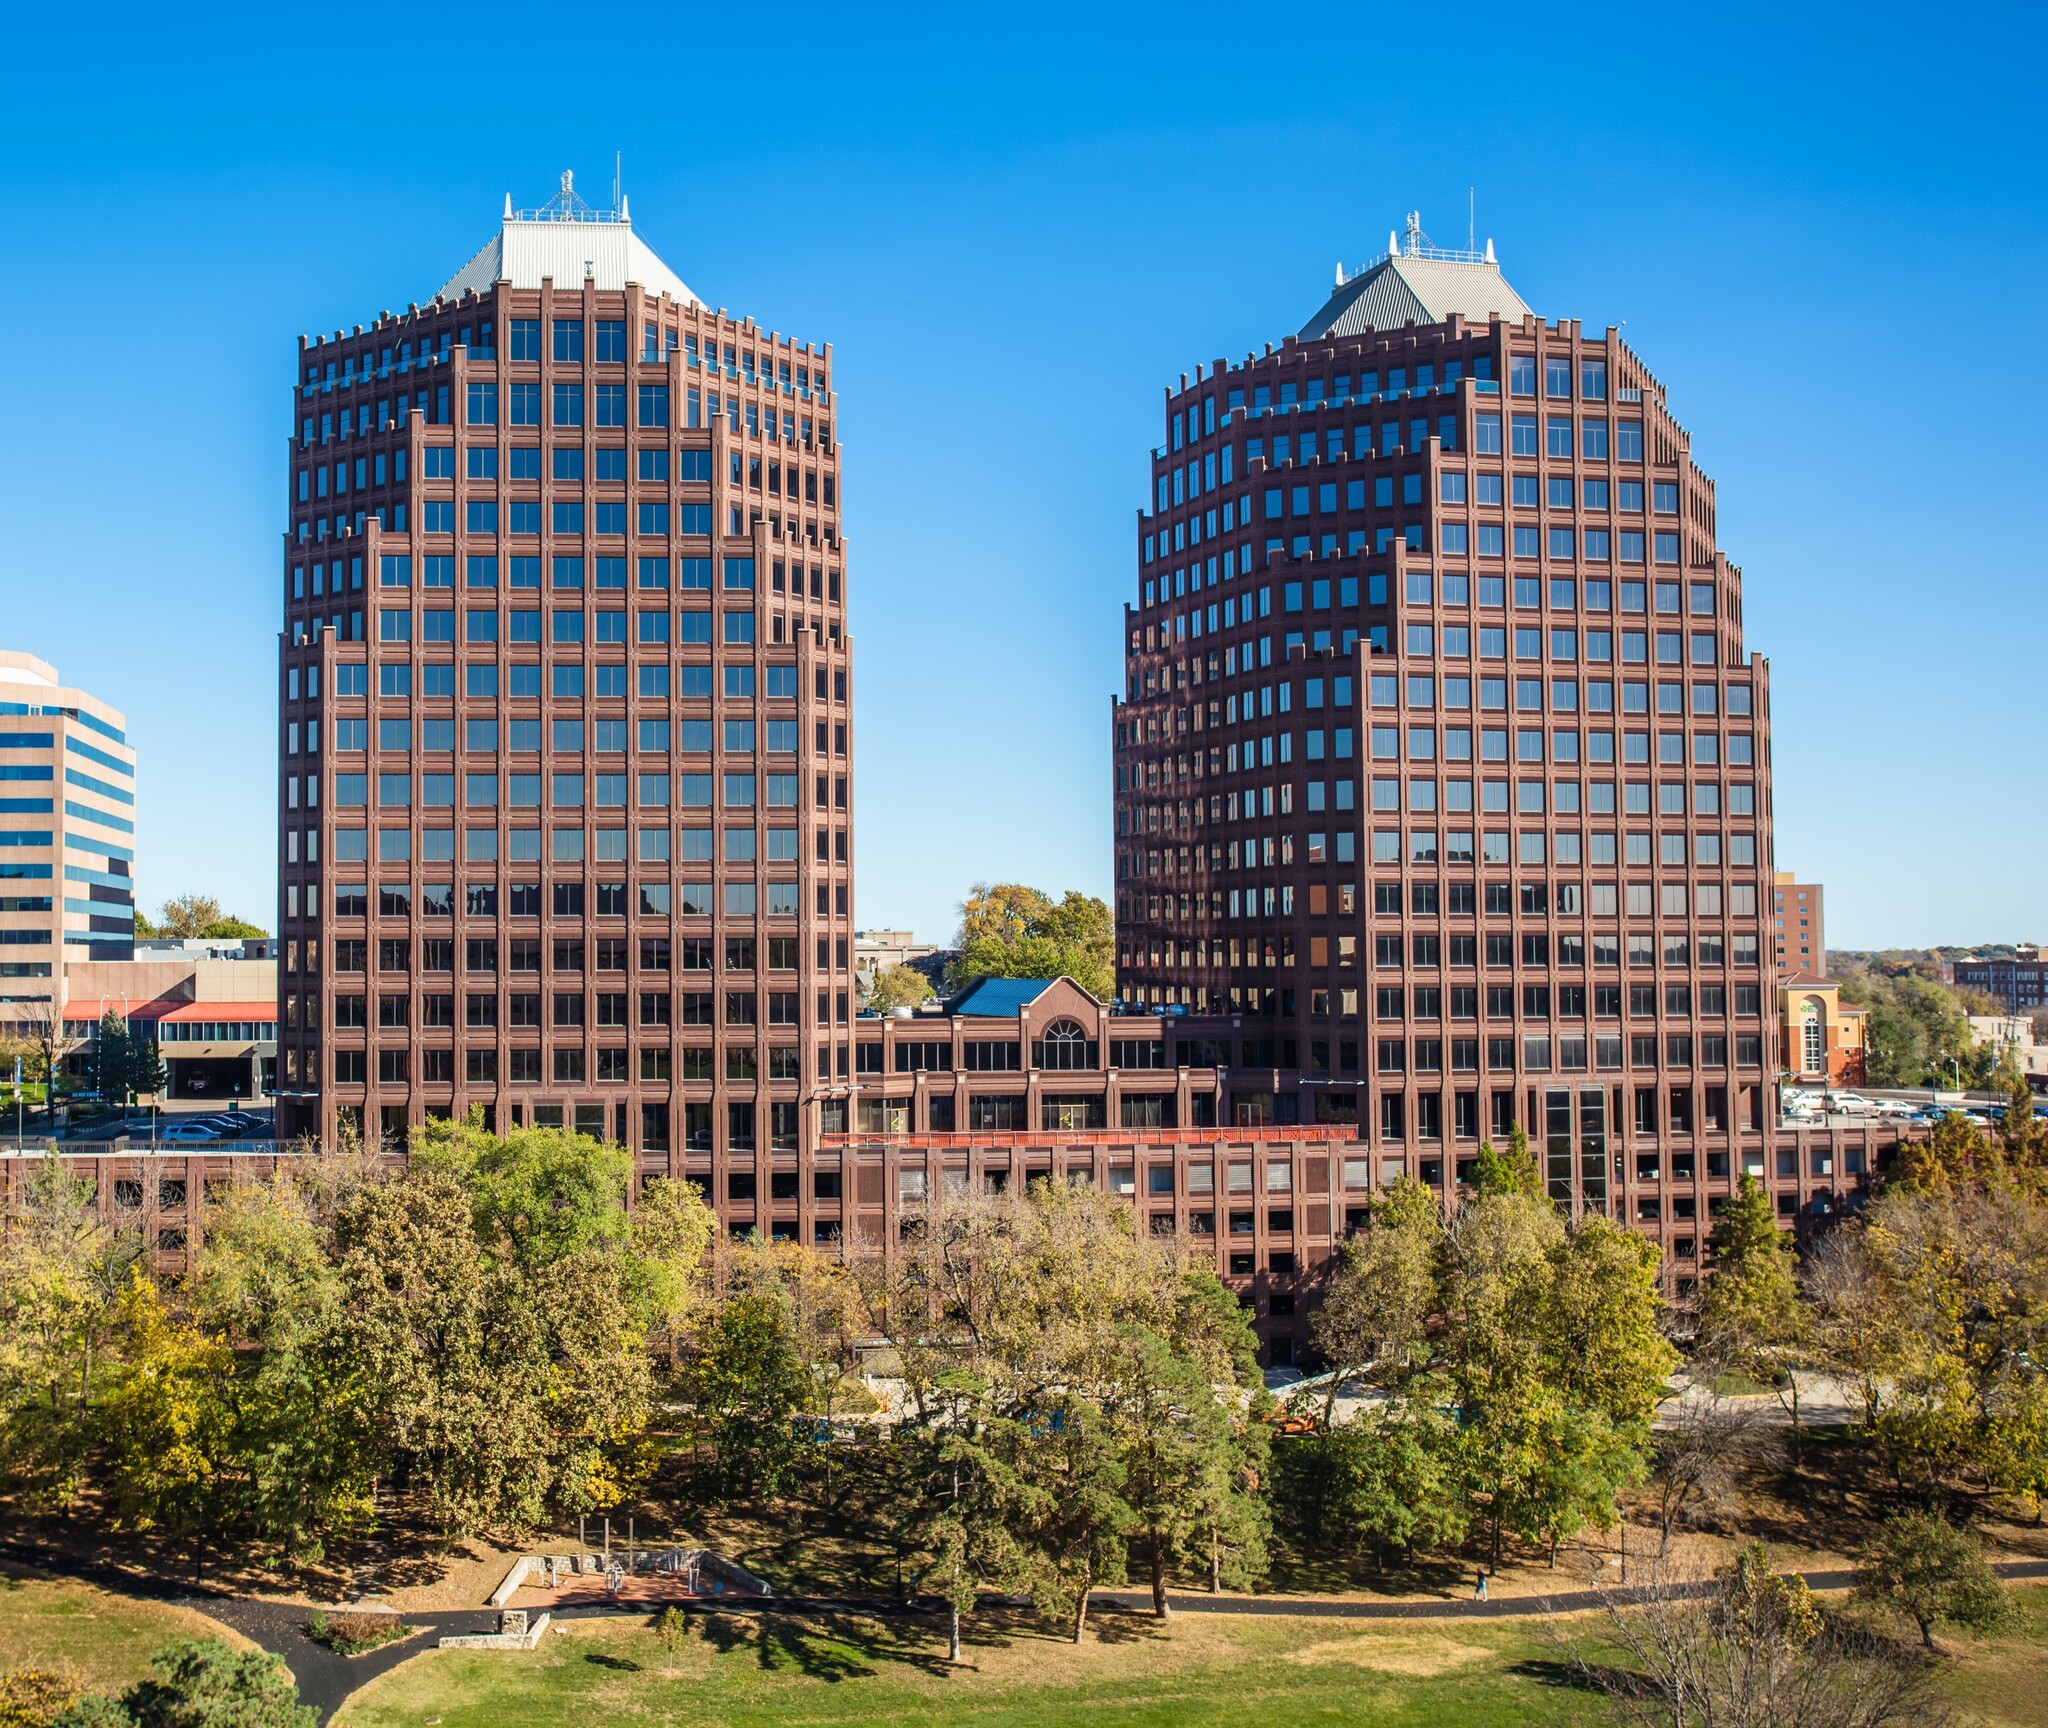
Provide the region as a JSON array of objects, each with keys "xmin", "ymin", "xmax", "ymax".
[{"xmin": 2, "ymin": 4, "xmax": 2041, "ymax": 952}]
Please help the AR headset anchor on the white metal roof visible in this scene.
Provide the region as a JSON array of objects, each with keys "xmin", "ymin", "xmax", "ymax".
[{"xmin": 436, "ymin": 187, "xmax": 700, "ymax": 308}]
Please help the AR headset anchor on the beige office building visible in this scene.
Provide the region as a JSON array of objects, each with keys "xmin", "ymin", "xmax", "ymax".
[{"xmin": 0, "ymin": 652, "xmax": 137, "ymax": 1036}]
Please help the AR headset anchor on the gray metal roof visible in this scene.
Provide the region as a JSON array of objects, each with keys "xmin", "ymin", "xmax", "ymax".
[
  {"xmin": 1297, "ymin": 251, "xmax": 1531, "ymax": 339},
  {"xmin": 437, "ymin": 191, "xmax": 700, "ymax": 308}
]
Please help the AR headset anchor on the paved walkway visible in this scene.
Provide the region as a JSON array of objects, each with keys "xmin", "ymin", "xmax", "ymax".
[{"xmin": 9, "ymin": 1539, "xmax": 2048, "ymax": 1726}]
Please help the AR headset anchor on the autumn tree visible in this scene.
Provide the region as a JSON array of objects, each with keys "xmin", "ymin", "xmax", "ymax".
[
  {"xmin": 1857, "ymin": 1176, "xmax": 2048, "ymax": 1498},
  {"xmin": 155, "ymin": 895, "xmax": 224, "ymax": 940},
  {"xmin": 190, "ymin": 1167, "xmax": 375, "ymax": 1562},
  {"xmin": 867, "ymin": 1180, "xmax": 1265, "ymax": 1639},
  {"xmin": 866, "ymin": 964, "xmax": 935, "ymax": 1013},
  {"xmin": 329, "ymin": 1150, "xmax": 656, "ymax": 1537},
  {"xmin": 0, "ymin": 1154, "xmax": 144, "ymax": 1507},
  {"xmin": 94, "ymin": 1272, "xmax": 233, "ymax": 1558},
  {"xmin": 949, "ymin": 883, "xmax": 1114, "ymax": 999},
  {"xmin": 1308, "ymin": 1176, "xmax": 1439, "ymax": 1422}
]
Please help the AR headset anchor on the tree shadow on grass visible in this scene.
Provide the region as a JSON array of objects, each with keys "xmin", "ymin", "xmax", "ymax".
[
  {"xmin": 586, "ymin": 1651, "xmax": 643, "ymax": 1672},
  {"xmin": 691, "ymin": 1608, "xmax": 965, "ymax": 1682},
  {"xmin": 1080, "ymin": 1607, "xmax": 1171, "ymax": 1647},
  {"xmin": 1508, "ymin": 1655, "xmax": 1644, "ymax": 1700}
]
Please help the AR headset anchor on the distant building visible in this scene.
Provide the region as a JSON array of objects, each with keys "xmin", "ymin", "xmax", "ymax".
[
  {"xmin": 1968, "ymin": 1014, "xmax": 2048, "ymax": 1091},
  {"xmin": 63, "ymin": 949, "xmax": 278, "ymax": 1103},
  {"xmin": 137, "ymin": 936, "xmax": 277, "ymax": 962},
  {"xmin": 1773, "ymin": 872, "xmax": 1824, "ymax": 976},
  {"xmin": 854, "ymin": 928, "xmax": 939, "ymax": 991},
  {"xmin": 1952, "ymin": 949, "xmax": 2048, "ymax": 1012},
  {"xmin": 1779, "ymin": 973, "xmax": 1865, "ymax": 1089},
  {"xmin": 0, "ymin": 651, "xmax": 137, "ymax": 1038}
]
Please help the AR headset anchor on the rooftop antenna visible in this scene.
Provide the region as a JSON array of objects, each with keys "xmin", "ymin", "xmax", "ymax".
[
  {"xmin": 1405, "ymin": 210, "xmax": 1423, "ymax": 254},
  {"xmin": 613, "ymin": 150, "xmax": 621, "ymax": 215},
  {"xmin": 1468, "ymin": 188, "xmax": 1475, "ymax": 254}
]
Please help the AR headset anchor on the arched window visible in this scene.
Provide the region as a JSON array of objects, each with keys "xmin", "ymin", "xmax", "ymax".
[
  {"xmin": 1799, "ymin": 998, "xmax": 1826, "ymax": 1073},
  {"xmin": 1033, "ymin": 1020, "xmax": 1100, "ymax": 1072}
]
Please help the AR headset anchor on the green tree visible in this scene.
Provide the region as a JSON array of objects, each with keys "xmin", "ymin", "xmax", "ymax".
[
  {"xmin": 1470, "ymin": 1124, "xmax": 1545, "ymax": 1201},
  {"xmin": 1697, "ymin": 1174, "xmax": 1808, "ymax": 1427},
  {"xmin": 1111, "ymin": 1320, "xmax": 1266, "ymax": 1616},
  {"xmin": 949, "ymin": 883, "xmax": 1114, "ymax": 999},
  {"xmin": 112, "ymin": 1637, "xmax": 316, "ymax": 1728},
  {"xmin": 410, "ymin": 1113, "xmax": 634, "ymax": 1273},
  {"xmin": 866, "ymin": 964, "xmax": 935, "ymax": 1013},
  {"xmin": 1308, "ymin": 1176, "xmax": 1440, "ymax": 1415},
  {"xmin": 1843, "ymin": 967, "xmax": 1983, "ymax": 1088},
  {"xmin": 1541, "ymin": 1214, "xmax": 1677, "ymax": 1430},
  {"xmin": 1855, "ymin": 1509, "xmax": 2011, "ymax": 1649},
  {"xmin": 196, "ymin": 917, "xmax": 267, "ymax": 941},
  {"xmin": 627, "ymin": 1176, "xmax": 717, "ymax": 1359},
  {"xmin": 131, "ymin": 909, "xmax": 157, "ymax": 940},
  {"xmin": 93, "ymin": 1013, "xmax": 132, "ymax": 1107},
  {"xmin": 331, "ymin": 1166, "xmax": 650, "ymax": 1537},
  {"xmin": 1440, "ymin": 1189, "xmax": 1669, "ymax": 1569},
  {"xmin": 126, "ymin": 1039, "xmax": 166, "ymax": 1105},
  {"xmin": 1292, "ymin": 1408, "xmax": 1468, "ymax": 1569},
  {"xmin": 867, "ymin": 1179, "xmax": 1257, "ymax": 1637},
  {"xmin": 191, "ymin": 1169, "xmax": 374, "ymax": 1563},
  {"xmin": 884, "ymin": 1374, "xmax": 1032, "ymax": 1663},
  {"xmin": 155, "ymin": 896, "xmax": 223, "ymax": 941},
  {"xmin": 1008, "ymin": 1391, "xmax": 1131, "ymax": 1643},
  {"xmin": 681, "ymin": 1291, "xmax": 815, "ymax": 1500}
]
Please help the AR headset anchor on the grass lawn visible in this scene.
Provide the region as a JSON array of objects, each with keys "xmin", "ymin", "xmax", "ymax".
[
  {"xmin": 0, "ymin": 1570, "xmax": 245, "ymax": 1693},
  {"xmin": 1938, "ymin": 1585, "xmax": 2048, "ymax": 1728},
  {"xmin": 333, "ymin": 1588, "xmax": 2048, "ymax": 1728},
  {"xmin": 334, "ymin": 1606, "xmax": 1604, "ymax": 1728}
]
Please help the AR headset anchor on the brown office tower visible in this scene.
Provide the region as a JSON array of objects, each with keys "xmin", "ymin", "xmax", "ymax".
[
  {"xmin": 276, "ymin": 176, "xmax": 855, "ymax": 1189},
  {"xmin": 1114, "ymin": 214, "xmax": 1779, "ymax": 1232}
]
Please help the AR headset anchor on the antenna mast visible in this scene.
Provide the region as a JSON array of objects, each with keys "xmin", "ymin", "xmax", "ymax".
[{"xmin": 1468, "ymin": 187, "xmax": 1475, "ymax": 253}]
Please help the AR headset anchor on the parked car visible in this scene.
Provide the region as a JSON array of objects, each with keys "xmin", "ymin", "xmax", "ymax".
[
  {"xmin": 1825, "ymin": 1092, "xmax": 1874, "ymax": 1114},
  {"xmin": 1870, "ymin": 1098, "xmax": 1916, "ymax": 1118},
  {"xmin": 160, "ymin": 1122, "xmax": 223, "ymax": 1144}
]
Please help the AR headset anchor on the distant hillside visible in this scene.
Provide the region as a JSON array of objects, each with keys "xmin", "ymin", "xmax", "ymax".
[{"xmin": 1828, "ymin": 944, "xmax": 2034, "ymax": 979}]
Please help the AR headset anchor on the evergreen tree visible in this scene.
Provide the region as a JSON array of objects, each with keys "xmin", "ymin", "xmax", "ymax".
[
  {"xmin": 1697, "ymin": 1173, "xmax": 1808, "ymax": 1431},
  {"xmin": 94, "ymin": 1013, "xmax": 132, "ymax": 1107}
]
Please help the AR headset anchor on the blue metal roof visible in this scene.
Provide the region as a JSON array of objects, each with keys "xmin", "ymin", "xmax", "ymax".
[{"xmin": 947, "ymin": 977, "xmax": 1057, "ymax": 1018}]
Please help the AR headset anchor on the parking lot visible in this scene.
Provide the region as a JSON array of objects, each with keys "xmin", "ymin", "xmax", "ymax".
[{"xmin": 1779, "ymin": 1086, "xmax": 2041, "ymax": 1129}]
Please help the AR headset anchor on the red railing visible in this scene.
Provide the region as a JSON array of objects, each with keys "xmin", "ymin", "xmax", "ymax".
[{"xmin": 817, "ymin": 1125, "xmax": 1369, "ymax": 1150}]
